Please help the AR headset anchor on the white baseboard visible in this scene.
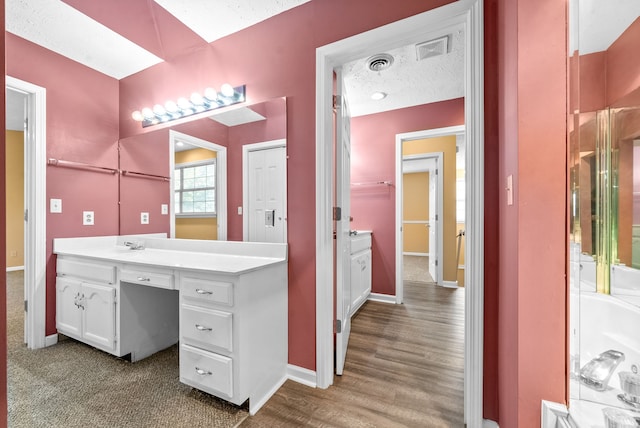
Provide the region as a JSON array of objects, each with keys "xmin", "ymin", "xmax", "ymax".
[
  {"xmin": 483, "ymin": 419, "xmax": 499, "ymax": 428},
  {"xmin": 249, "ymin": 374, "xmax": 287, "ymax": 415},
  {"xmin": 45, "ymin": 333, "xmax": 58, "ymax": 347},
  {"xmin": 6, "ymin": 266, "xmax": 25, "ymax": 272},
  {"xmin": 368, "ymin": 293, "xmax": 397, "ymax": 304},
  {"xmin": 287, "ymin": 364, "xmax": 317, "ymax": 388},
  {"xmin": 541, "ymin": 400, "xmax": 569, "ymax": 428},
  {"xmin": 403, "ymin": 252, "xmax": 429, "ymax": 257},
  {"xmin": 442, "ymin": 281, "xmax": 459, "ymax": 288}
]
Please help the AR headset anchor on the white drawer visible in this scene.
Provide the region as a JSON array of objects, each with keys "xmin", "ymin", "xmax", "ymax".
[
  {"xmin": 180, "ymin": 344, "xmax": 233, "ymax": 398},
  {"xmin": 182, "ymin": 304, "xmax": 232, "ymax": 352},
  {"xmin": 57, "ymin": 258, "xmax": 116, "ymax": 284},
  {"xmin": 181, "ymin": 276, "xmax": 233, "ymax": 307},
  {"xmin": 120, "ymin": 265, "xmax": 174, "ymax": 290}
]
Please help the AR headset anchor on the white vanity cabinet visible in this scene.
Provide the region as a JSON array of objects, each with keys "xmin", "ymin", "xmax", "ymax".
[
  {"xmin": 178, "ymin": 263, "xmax": 288, "ymax": 415},
  {"xmin": 56, "ymin": 258, "xmax": 118, "ymax": 353},
  {"xmin": 350, "ymin": 232, "xmax": 372, "ymax": 315}
]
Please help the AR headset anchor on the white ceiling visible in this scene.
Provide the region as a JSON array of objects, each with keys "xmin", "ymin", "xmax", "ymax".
[{"xmin": 574, "ymin": 0, "xmax": 640, "ymax": 55}]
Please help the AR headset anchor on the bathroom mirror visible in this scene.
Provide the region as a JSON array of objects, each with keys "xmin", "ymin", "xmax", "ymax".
[
  {"xmin": 118, "ymin": 97, "xmax": 287, "ymax": 241},
  {"xmin": 568, "ymin": 0, "xmax": 640, "ymax": 421}
]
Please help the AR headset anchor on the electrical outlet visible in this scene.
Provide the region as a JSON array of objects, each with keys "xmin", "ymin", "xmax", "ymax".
[
  {"xmin": 161, "ymin": 204, "xmax": 168, "ymax": 215},
  {"xmin": 141, "ymin": 212, "xmax": 150, "ymax": 224},
  {"xmin": 50, "ymin": 198, "xmax": 62, "ymax": 213},
  {"xmin": 238, "ymin": 206, "xmax": 243, "ymax": 215},
  {"xmin": 83, "ymin": 211, "xmax": 94, "ymax": 225}
]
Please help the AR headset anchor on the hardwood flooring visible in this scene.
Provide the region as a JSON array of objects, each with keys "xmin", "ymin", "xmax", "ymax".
[{"xmin": 240, "ymin": 280, "xmax": 465, "ymax": 428}]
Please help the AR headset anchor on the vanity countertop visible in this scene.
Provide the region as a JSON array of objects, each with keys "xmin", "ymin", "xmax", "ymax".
[{"xmin": 53, "ymin": 235, "xmax": 287, "ymax": 275}]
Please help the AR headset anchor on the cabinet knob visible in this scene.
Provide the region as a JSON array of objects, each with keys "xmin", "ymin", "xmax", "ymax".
[
  {"xmin": 195, "ymin": 324, "xmax": 213, "ymax": 332},
  {"xmin": 137, "ymin": 276, "xmax": 151, "ymax": 282},
  {"xmin": 195, "ymin": 288, "xmax": 213, "ymax": 295},
  {"xmin": 195, "ymin": 367, "xmax": 212, "ymax": 376}
]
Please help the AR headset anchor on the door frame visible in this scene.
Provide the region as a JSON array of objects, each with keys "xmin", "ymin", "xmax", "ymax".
[
  {"xmin": 6, "ymin": 76, "xmax": 47, "ymax": 349},
  {"xmin": 169, "ymin": 130, "xmax": 227, "ymax": 240},
  {"xmin": 315, "ymin": 0, "xmax": 484, "ymax": 425},
  {"xmin": 398, "ymin": 150, "xmax": 445, "ymax": 292},
  {"xmin": 241, "ymin": 139, "xmax": 287, "ymax": 242}
]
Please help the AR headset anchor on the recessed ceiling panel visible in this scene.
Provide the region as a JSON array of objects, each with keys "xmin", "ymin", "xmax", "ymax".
[
  {"xmin": 7, "ymin": 0, "xmax": 163, "ymax": 79},
  {"xmin": 154, "ymin": 0, "xmax": 311, "ymax": 43},
  {"xmin": 209, "ymin": 107, "xmax": 266, "ymax": 127}
]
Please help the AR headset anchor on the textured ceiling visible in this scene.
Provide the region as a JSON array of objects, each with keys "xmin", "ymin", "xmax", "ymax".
[{"xmin": 343, "ymin": 27, "xmax": 465, "ymax": 117}]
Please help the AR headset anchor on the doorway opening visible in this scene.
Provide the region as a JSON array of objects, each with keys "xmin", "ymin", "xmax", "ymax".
[
  {"xmin": 315, "ymin": 1, "xmax": 484, "ymax": 425},
  {"xmin": 6, "ymin": 76, "xmax": 47, "ymax": 350}
]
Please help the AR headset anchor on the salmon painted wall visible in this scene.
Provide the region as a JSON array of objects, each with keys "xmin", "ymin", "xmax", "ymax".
[
  {"xmin": 118, "ymin": 1, "xmax": 456, "ymax": 371},
  {"xmin": 494, "ymin": 0, "xmax": 568, "ymax": 425},
  {"xmin": 6, "ymin": 33, "xmax": 121, "ymax": 336},
  {"xmin": 349, "ymin": 100, "xmax": 464, "ymax": 296}
]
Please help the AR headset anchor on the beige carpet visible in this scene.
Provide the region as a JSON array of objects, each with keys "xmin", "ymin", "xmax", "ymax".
[
  {"xmin": 403, "ymin": 255, "xmax": 435, "ymax": 283},
  {"xmin": 7, "ymin": 271, "xmax": 249, "ymax": 428}
]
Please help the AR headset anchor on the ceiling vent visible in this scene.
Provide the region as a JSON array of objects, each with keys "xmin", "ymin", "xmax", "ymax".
[
  {"xmin": 366, "ymin": 53, "xmax": 394, "ymax": 72},
  {"xmin": 416, "ymin": 36, "xmax": 450, "ymax": 61}
]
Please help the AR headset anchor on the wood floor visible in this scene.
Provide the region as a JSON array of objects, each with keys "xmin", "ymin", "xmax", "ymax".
[{"xmin": 240, "ymin": 280, "xmax": 465, "ymax": 428}]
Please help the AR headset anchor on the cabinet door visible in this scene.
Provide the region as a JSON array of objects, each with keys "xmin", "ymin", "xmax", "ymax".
[
  {"xmin": 82, "ymin": 282, "xmax": 116, "ymax": 352},
  {"xmin": 56, "ymin": 277, "xmax": 82, "ymax": 339}
]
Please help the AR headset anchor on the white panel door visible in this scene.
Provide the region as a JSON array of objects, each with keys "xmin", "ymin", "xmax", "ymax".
[
  {"xmin": 55, "ymin": 277, "xmax": 82, "ymax": 338},
  {"xmin": 81, "ymin": 282, "xmax": 116, "ymax": 352},
  {"xmin": 335, "ymin": 68, "xmax": 352, "ymax": 376},
  {"xmin": 428, "ymin": 164, "xmax": 439, "ymax": 283},
  {"xmin": 248, "ymin": 146, "xmax": 287, "ymax": 243}
]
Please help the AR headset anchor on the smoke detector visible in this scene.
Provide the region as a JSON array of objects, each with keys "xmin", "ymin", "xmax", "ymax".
[
  {"xmin": 366, "ymin": 53, "xmax": 394, "ymax": 72},
  {"xmin": 416, "ymin": 36, "xmax": 450, "ymax": 60}
]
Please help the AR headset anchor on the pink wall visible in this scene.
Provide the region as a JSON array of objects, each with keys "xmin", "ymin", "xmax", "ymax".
[
  {"xmin": 117, "ymin": 0, "xmax": 455, "ymax": 373},
  {"xmin": 493, "ymin": 0, "xmax": 568, "ymax": 425},
  {"xmin": 350, "ymin": 100, "xmax": 464, "ymax": 295},
  {"xmin": 6, "ymin": 33, "xmax": 121, "ymax": 336}
]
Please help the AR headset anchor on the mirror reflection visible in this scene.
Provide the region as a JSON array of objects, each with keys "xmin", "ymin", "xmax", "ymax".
[
  {"xmin": 568, "ymin": 0, "xmax": 640, "ymax": 423},
  {"xmin": 118, "ymin": 97, "xmax": 287, "ymax": 242}
]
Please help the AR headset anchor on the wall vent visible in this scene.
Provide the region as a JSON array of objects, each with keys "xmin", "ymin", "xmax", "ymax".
[{"xmin": 416, "ymin": 36, "xmax": 450, "ymax": 61}]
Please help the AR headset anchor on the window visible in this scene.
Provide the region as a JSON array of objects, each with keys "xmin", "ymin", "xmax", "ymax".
[{"xmin": 174, "ymin": 160, "xmax": 216, "ymax": 216}]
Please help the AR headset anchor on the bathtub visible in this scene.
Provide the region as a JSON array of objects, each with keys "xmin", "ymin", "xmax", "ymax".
[{"xmin": 568, "ymin": 291, "xmax": 640, "ymax": 426}]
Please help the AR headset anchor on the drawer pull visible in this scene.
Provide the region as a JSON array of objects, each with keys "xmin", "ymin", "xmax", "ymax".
[
  {"xmin": 195, "ymin": 367, "xmax": 212, "ymax": 376},
  {"xmin": 195, "ymin": 324, "xmax": 213, "ymax": 332},
  {"xmin": 195, "ymin": 288, "xmax": 213, "ymax": 295},
  {"xmin": 137, "ymin": 276, "xmax": 151, "ymax": 282}
]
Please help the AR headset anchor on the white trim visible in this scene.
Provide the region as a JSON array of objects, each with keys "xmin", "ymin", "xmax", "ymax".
[
  {"xmin": 541, "ymin": 401, "xmax": 569, "ymax": 428},
  {"xmin": 286, "ymin": 364, "xmax": 317, "ymax": 388},
  {"xmin": 242, "ymin": 139, "xmax": 288, "ymax": 242},
  {"xmin": 315, "ymin": 1, "xmax": 484, "ymax": 426},
  {"xmin": 403, "ymin": 252, "xmax": 429, "ymax": 257},
  {"xmin": 169, "ymin": 130, "xmax": 227, "ymax": 240},
  {"xmin": 45, "ymin": 333, "xmax": 58, "ymax": 347},
  {"xmin": 249, "ymin": 374, "xmax": 287, "ymax": 416},
  {"xmin": 367, "ymin": 293, "xmax": 397, "ymax": 304},
  {"xmin": 6, "ymin": 266, "xmax": 25, "ymax": 272},
  {"xmin": 483, "ymin": 419, "xmax": 499, "ymax": 428},
  {"xmin": 396, "ymin": 149, "xmax": 444, "ymax": 292},
  {"xmin": 7, "ymin": 76, "xmax": 47, "ymax": 350},
  {"xmin": 442, "ymin": 281, "xmax": 459, "ymax": 288}
]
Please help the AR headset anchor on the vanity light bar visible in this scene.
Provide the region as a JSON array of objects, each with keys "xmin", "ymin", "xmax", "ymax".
[{"xmin": 132, "ymin": 84, "xmax": 246, "ymax": 128}]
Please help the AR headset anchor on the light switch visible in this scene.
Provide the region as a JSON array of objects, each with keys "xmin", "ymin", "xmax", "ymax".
[
  {"xmin": 237, "ymin": 206, "xmax": 243, "ymax": 215},
  {"xmin": 50, "ymin": 198, "xmax": 62, "ymax": 213},
  {"xmin": 141, "ymin": 212, "xmax": 150, "ymax": 224},
  {"xmin": 161, "ymin": 204, "xmax": 168, "ymax": 215},
  {"xmin": 83, "ymin": 211, "xmax": 94, "ymax": 225},
  {"xmin": 506, "ymin": 175, "xmax": 513, "ymax": 206}
]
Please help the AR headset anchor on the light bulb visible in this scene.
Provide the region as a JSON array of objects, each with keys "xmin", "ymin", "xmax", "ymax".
[
  {"xmin": 131, "ymin": 110, "xmax": 144, "ymax": 122},
  {"xmin": 220, "ymin": 83, "xmax": 235, "ymax": 98},
  {"xmin": 153, "ymin": 104, "xmax": 166, "ymax": 116},
  {"xmin": 165, "ymin": 100, "xmax": 178, "ymax": 113},
  {"xmin": 190, "ymin": 92, "xmax": 204, "ymax": 106},
  {"xmin": 177, "ymin": 97, "xmax": 192, "ymax": 111},
  {"xmin": 141, "ymin": 107, "xmax": 155, "ymax": 119},
  {"xmin": 204, "ymin": 87, "xmax": 218, "ymax": 102}
]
